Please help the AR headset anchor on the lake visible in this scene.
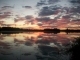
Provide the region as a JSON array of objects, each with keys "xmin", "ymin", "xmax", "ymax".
[{"xmin": 0, "ymin": 32, "xmax": 80, "ymax": 60}]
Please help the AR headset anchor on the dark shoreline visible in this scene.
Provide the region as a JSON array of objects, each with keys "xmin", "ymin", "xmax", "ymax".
[
  {"xmin": 0, "ymin": 27, "xmax": 80, "ymax": 34},
  {"xmin": 0, "ymin": 30, "xmax": 80, "ymax": 34}
]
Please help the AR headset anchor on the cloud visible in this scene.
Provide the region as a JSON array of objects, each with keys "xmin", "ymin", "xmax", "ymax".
[
  {"xmin": 70, "ymin": 0, "xmax": 80, "ymax": 4},
  {"xmin": 39, "ymin": 6, "xmax": 61, "ymax": 16},
  {"xmin": 36, "ymin": 17, "xmax": 50, "ymax": 21},
  {"xmin": 0, "ymin": 11, "xmax": 12, "ymax": 19},
  {"xmin": 36, "ymin": 0, "xmax": 47, "ymax": 7},
  {"xmin": 14, "ymin": 17, "xmax": 26, "ymax": 23},
  {"xmin": 4, "ymin": 12, "xmax": 11, "ymax": 15},
  {"xmin": 48, "ymin": 0, "xmax": 59, "ymax": 4},
  {"xmin": 25, "ymin": 15, "xmax": 33, "ymax": 19},
  {"xmin": 0, "ymin": 21, "xmax": 4, "ymax": 25},
  {"xmin": 36, "ymin": 0, "xmax": 59, "ymax": 7},
  {"xmin": 22, "ymin": 6, "xmax": 32, "ymax": 9},
  {"xmin": 1, "ymin": 6, "xmax": 14, "ymax": 8},
  {"xmin": 39, "ymin": 6, "xmax": 54, "ymax": 16},
  {"xmin": 36, "ymin": 2, "xmax": 46, "ymax": 6},
  {"xmin": 70, "ymin": 6, "xmax": 80, "ymax": 13},
  {"xmin": 0, "ymin": 15, "xmax": 10, "ymax": 19},
  {"xmin": 62, "ymin": 15, "xmax": 71, "ymax": 19},
  {"xmin": 0, "ymin": 6, "xmax": 12, "ymax": 19}
]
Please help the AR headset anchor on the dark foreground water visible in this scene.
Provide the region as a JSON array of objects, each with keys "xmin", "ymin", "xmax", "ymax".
[{"xmin": 0, "ymin": 32, "xmax": 80, "ymax": 60}]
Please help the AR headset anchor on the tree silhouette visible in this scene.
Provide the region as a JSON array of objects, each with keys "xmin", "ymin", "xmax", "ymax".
[{"xmin": 67, "ymin": 37, "xmax": 80, "ymax": 60}]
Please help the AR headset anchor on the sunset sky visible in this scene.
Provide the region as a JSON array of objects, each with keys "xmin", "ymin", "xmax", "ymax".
[{"xmin": 0, "ymin": 0, "xmax": 80, "ymax": 29}]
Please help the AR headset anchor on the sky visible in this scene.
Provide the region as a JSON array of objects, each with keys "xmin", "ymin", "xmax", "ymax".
[{"xmin": 0, "ymin": 0, "xmax": 80, "ymax": 29}]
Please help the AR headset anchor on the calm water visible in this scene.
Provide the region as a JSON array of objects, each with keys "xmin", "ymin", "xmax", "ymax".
[{"xmin": 0, "ymin": 32, "xmax": 80, "ymax": 60}]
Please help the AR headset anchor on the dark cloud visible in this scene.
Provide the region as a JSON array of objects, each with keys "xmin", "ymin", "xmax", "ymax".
[
  {"xmin": 22, "ymin": 6, "xmax": 32, "ymax": 9},
  {"xmin": 4, "ymin": 12, "xmax": 11, "ymax": 15},
  {"xmin": 0, "ymin": 13, "xmax": 3, "ymax": 14},
  {"xmin": 70, "ymin": 6, "xmax": 80, "ymax": 13},
  {"xmin": 48, "ymin": 0, "xmax": 59, "ymax": 4},
  {"xmin": 70, "ymin": 0, "xmax": 80, "ymax": 4},
  {"xmin": 39, "ymin": 6, "xmax": 61, "ymax": 16},
  {"xmin": 36, "ymin": 0, "xmax": 47, "ymax": 6},
  {"xmin": 36, "ymin": 17, "xmax": 50, "ymax": 21},
  {"xmin": 14, "ymin": 17, "xmax": 26, "ymax": 22},
  {"xmin": 1, "ymin": 6, "xmax": 14, "ymax": 8},
  {"xmin": 53, "ymin": 15, "xmax": 62, "ymax": 20},
  {"xmin": 25, "ymin": 15, "xmax": 33, "ymax": 19},
  {"xmin": 36, "ymin": 2, "xmax": 46, "ymax": 6},
  {"xmin": 39, "ymin": 6, "xmax": 54, "ymax": 16},
  {"xmin": 36, "ymin": 0, "xmax": 59, "ymax": 7},
  {"xmin": 62, "ymin": 15, "xmax": 71, "ymax": 19}
]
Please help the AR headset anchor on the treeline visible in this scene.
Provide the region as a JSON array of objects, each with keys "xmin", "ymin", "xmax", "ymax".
[
  {"xmin": 0, "ymin": 27, "xmax": 26, "ymax": 31},
  {"xmin": 61, "ymin": 29, "xmax": 80, "ymax": 32},
  {"xmin": 0, "ymin": 27, "xmax": 61, "ymax": 32},
  {"xmin": 0, "ymin": 27, "xmax": 80, "ymax": 32}
]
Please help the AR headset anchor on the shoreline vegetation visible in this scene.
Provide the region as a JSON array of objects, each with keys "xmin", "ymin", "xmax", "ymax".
[
  {"xmin": 67, "ymin": 37, "xmax": 80, "ymax": 60},
  {"xmin": 0, "ymin": 27, "xmax": 80, "ymax": 34}
]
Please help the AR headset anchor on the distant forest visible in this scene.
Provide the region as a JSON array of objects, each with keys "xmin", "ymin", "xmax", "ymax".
[{"xmin": 0, "ymin": 27, "xmax": 80, "ymax": 32}]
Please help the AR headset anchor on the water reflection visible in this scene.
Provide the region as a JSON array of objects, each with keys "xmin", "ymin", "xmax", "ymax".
[{"xmin": 0, "ymin": 32, "xmax": 80, "ymax": 60}]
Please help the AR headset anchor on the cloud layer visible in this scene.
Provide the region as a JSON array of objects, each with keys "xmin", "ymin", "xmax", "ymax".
[{"xmin": 0, "ymin": 0, "xmax": 80, "ymax": 29}]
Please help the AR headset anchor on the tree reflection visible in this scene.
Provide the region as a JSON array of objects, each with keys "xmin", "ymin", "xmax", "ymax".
[{"xmin": 67, "ymin": 37, "xmax": 80, "ymax": 60}]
